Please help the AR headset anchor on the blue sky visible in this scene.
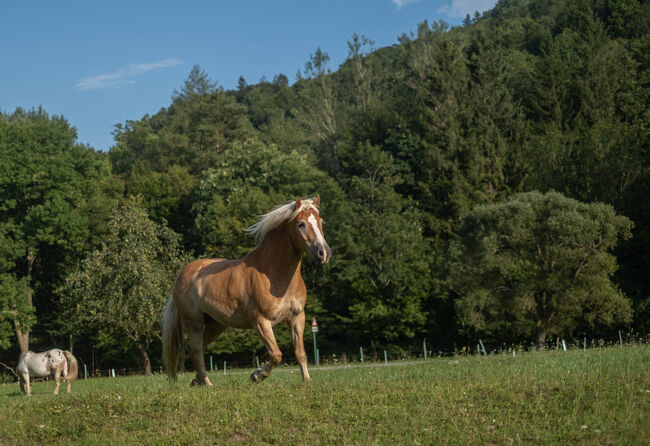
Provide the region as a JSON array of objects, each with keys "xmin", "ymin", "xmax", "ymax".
[{"xmin": 1, "ymin": 0, "xmax": 496, "ymax": 151}]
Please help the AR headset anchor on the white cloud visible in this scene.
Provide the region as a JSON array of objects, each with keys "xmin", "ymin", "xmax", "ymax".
[
  {"xmin": 75, "ymin": 58, "xmax": 182, "ymax": 91},
  {"xmin": 437, "ymin": 0, "xmax": 497, "ymax": 18},
  {"xmin": 391, "ymin": 0, "xmax": 420, "ymax": 9}
]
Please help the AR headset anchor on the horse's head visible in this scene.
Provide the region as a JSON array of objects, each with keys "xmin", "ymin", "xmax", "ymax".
[{"xmin": 291, "ymin": 195, "xmax": 331, "ymax": 264}]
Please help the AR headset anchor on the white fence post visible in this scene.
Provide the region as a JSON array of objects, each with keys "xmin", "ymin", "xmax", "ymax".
[
  {"xmin": 223, "ymin": 361, "xmax": 226, "ymax": 375},
  {"xmin": 478, "ymin": 339, "xmax": 487, "ymax": 356},
  {"xmin": 360, "ymin": 347, "xmax": 364, "ymax": 363},
  {"xmin": 619, "ymin": 330, "xmax": 623, "ymax": 347},
  {"xmin": 384, "ymin": 350, "xmax": 388, "ymax": 365}
]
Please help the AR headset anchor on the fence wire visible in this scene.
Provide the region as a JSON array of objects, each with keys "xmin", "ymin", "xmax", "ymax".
[{"xmin": 50, "ymin": 330, "xmax": 648, "ymax": 380}]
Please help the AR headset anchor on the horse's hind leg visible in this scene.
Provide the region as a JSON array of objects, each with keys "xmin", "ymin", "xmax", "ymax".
[
  {"xmin": 251, "ymin": 318, "xmax": 282, "ymax": 383},
  {"xmin": 186, "ymin": 320, "xmax": 213, "ymax": 387},
  {"xmin": 189, "ymin": 317, "xmax": 225, "ymax": 387},
  {"xmin": 203, "ymin": 317, "xmax": 225, "ymax": 359},
  {"xmin": 53, "ymin": 369, "xmax": 62, "ymax": 395}
]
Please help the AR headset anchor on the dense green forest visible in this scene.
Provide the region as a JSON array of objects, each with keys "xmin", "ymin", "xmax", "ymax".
[{"xmin": 1, "ymin": 0, "xmax": 648, "ymax": 372}]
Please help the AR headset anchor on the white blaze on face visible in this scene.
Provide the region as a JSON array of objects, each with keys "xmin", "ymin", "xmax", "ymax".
[
  {"xmin": 307, "ymin": 214, "xmax": 325, "ymax": 260},
  {"xmin": 307, "ymin": 214, "xmax": 324, "ymax": 243}
]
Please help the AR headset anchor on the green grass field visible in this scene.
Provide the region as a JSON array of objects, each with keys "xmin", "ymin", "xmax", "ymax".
[{"xmin": 1, "ymin": 346, "xmax": 648, "ymax": 445}]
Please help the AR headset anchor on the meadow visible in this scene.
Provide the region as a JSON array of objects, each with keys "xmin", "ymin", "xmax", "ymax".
[{"xmin": 1, "ymin": 346, "xmax": 648, "ymax": 445}]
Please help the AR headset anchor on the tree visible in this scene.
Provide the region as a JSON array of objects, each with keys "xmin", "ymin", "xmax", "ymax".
[
  {"xmin": 190, "ymin": 139, "xmax": 342, "ymax": 257},
  {"xmin": 293, "ymin": 47, "xmax": 344, "ymax": 174},
  {"xmin": 346, "ymin": 33, "xmax": 378, "ymax": 112},
  {"xmin": 124, "ymin": 163, "xmax": 197, "ymax": 238},
  {"xmin": 0, "ymin": 108, "xmax": 106, "ymax": 352},
  {"xmin": 448, "ymin": 191, "xmax": 633, "ymax": 349},
  {"xmin": 334, "ymin": 141, "xmax": 431, "ymax": 346},
  {"xmin": 60, "ymin": 203, "xmax": 188, "ymax": 374},
  {"xmin": 111, "ymin": 66, "xmax": 254, "ymax": 176},
  {"xmin": 172, "ymin": 64, "xmax": 218, "ymax": 100}
]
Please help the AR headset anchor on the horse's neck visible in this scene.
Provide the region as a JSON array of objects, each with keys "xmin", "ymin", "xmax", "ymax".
[{"xmin": 246, "ymin": 226, "xmax": 302, "ymax": 281}]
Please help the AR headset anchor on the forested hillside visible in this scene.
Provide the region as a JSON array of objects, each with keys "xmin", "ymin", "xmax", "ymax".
[{"xmin": 1, "ymin": 0, "xmax": 648, "ymax": 371}]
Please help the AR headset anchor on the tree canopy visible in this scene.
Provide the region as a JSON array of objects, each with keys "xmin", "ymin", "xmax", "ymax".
[
  {"xmin": 0, "ymin": 108, "xmax": 109, "ymax": 352},
  {"xmin": 1, "ymin": 0, "xmax": 649, "ymax": 370},
  {"xmin": 60, "ymin": 203, "xmax": 188, "ymax": 374},
  {"xmin": 449, "ymin": 191, "xmax": 633, "ymax": 349}
]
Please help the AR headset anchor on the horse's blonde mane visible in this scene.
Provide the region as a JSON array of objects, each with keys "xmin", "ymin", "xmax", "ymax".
[{"xmin": 246, "ymin": 197, "xmax": 319, "ymax": 240}]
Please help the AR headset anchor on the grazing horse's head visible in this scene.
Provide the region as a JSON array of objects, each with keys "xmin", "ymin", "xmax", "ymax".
[{"xmin": 290, "ymin": 195, "xmax": 331, "ymax": 264}]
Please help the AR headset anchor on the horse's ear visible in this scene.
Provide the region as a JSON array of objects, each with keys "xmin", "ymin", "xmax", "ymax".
[
  {"xmin": 313, "ymin": 195, "xmax": 320, "ymax": 208},
  {"xmin": 294, "ymin": 198, "xmax": 302, "ymax": 210}
]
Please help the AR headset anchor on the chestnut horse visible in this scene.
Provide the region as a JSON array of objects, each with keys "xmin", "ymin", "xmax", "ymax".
[{"xmin": 162, "ymin": 196, "xmax": 331, "ymax": 385}]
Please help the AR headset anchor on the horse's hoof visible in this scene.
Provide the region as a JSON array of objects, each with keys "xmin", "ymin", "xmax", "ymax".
[
  {"xmin": 250, "ymin": 370, "xmax": 262, "ymax": 383},
  {"xmin": 191, "ymin": 377, "xmax": 212, "ymax": 387}
]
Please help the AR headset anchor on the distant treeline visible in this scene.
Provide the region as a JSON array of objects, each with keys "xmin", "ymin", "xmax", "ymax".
[{"xmin": 1, "ymin": 0, "xmax": 648, "ymax": 372}]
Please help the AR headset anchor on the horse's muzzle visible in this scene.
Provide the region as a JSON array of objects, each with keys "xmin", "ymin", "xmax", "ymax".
[{"xmin": 310, "ymin": 242, "xmax": 331, "ymax": 264}]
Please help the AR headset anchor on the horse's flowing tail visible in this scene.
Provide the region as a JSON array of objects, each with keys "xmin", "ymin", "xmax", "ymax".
[
  {"xmin": 63, "ymin": 351, "xmax": 78, "ymax": 381},
  {"xmin": 162, "ymin": 296, "xmax": 184, "ymax": 381}
]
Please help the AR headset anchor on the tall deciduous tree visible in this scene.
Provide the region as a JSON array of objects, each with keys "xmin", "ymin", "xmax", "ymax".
[
  {"xmin": 0, "ymin": 108, "xmax": 106, "ymax": 352},
  {"xmin": 449, "ymin": 191, "xmax": 633, "ymax": 349},
  {"xmin": 335, "ymin": 141, "xmax": 431, "ymax": 346},
  {"xmin": 61, "ymin": 203, "xmax": 188, "ymax": 374}
]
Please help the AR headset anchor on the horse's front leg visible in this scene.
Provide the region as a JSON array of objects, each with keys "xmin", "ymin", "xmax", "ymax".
[
  {"xmin": 19, "ymin": 372, "xmax": 29, "ymax": 396},
  {"xmin": 288, "ymin": 311, "xmax": 311, "ymax": 382},
  {"xmin": 251, "ymin": 318, "xmax": 282, "ymax": 383}
]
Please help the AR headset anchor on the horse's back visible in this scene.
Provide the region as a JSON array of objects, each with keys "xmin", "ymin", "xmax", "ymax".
[{"xmin": 173, "ymin": 258, "xmax": 236, "ymax": 293}]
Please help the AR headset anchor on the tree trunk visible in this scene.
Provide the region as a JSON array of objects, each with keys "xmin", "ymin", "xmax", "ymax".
[
  {"xmin": 137, "ymin": 342, "xmax": 152, "ymax": 376},
  {"xmin": 535, "ymin": 321, "xmax": 546, "ymax": 350},
  {"xmin": 15, "ymin": 248, "xmax": 37, "ymax": 353},
  {"xmin": 13, "ymin": 318, "xmax": 29, "ymax": 353}
]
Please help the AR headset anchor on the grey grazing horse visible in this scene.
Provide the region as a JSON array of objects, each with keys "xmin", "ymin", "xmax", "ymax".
[{"xmin": 17, "ymin": 349, "xmax": 78, "ymax": 395}]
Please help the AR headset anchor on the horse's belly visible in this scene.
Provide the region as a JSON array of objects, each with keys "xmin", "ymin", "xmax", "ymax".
[
  {"xmin": 23, "ymin": 362, "xmax": 50, "ymax": 377},
  {"xmin": 203, "ymin": 300, "xmax": 250, "ymax": 329}
]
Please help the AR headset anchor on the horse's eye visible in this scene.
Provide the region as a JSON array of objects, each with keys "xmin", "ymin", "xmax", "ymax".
[{"xmin": 297, "ymin": 221, "xmax": 306, "ymax": 229}]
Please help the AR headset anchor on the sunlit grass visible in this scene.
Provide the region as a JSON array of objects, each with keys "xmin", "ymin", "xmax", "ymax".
[{"xmin": 1, "ymin": 346, "xmax": 648, "ymax": 445}]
